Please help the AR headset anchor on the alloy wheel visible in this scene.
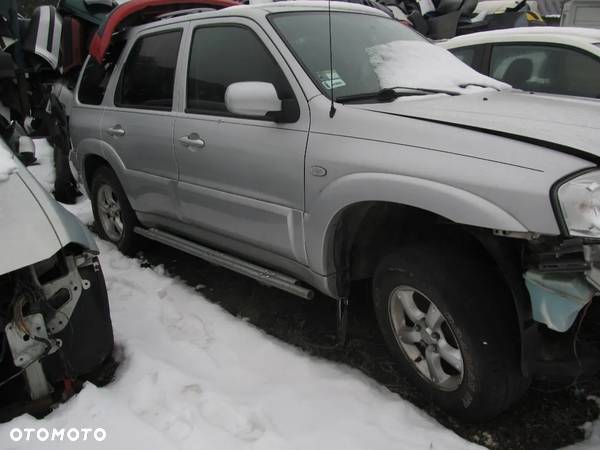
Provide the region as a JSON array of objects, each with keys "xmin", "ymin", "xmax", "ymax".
[
  {"xmin": 97, "ymin": 184, "xmax": 124, "ymax": 242},
  {"xmin": 388, "ymin": 286, "xmax": 464, "ymax": 391}
]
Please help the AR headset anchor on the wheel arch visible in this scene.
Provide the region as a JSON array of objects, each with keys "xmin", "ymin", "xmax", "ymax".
[
  {"xmin": 323, "ymin": 199, "xmax": 532, "ymax": 375},
  {"xmin": 306, "ymin": 172, "xmax": 528, "ymax": 278},
  {"xmin": 81, "ymin": 140, "xmax": 128, "ymax": 194}
]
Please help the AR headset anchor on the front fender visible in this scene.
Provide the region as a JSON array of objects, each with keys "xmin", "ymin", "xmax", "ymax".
[{"xmin": 305, "ymin": 172, "xmax": 528, "ymax": 275}]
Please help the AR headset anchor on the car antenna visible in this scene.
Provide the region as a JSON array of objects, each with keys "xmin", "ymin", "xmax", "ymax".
[{"xmin": 328, "ymin": 0, "xmax": 336, "ymax": 118}]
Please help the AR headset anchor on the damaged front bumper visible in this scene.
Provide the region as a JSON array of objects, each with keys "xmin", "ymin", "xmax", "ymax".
[
  {"xmin": 524, "ymin": 241, "xmax": 600, "ymax": 333},
  {"xmin": 521, "ymin": 239, "xmax": 600, "ymax": 379}
]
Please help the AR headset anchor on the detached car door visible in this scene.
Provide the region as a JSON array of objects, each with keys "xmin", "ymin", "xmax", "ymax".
[
  {"xmin": 173, "ymin": 19, "xmax": 310, "ymax": 264},
  {"xmin": 100, "ymin": 24, "xmax": 184, "ymax": 221}
]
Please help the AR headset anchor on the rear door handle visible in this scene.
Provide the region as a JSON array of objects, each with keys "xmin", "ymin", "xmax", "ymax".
[
  {"xmin": 179, "ymin": 133, "xmax": 206, "ymax": 150},
  {"xmin": 107, "ymin": 125, "xmax": 125, "ymax": 137}
]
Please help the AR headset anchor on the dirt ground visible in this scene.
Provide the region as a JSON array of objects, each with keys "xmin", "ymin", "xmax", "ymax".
[{"xmin": 134, "ymin": 236, "xmax": 600, "ymax": 450}]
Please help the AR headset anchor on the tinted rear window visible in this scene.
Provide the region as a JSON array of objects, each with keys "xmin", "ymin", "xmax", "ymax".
[
  {"xmin": 116, "ymin": 30, "xmax": 182, "ymax": 110},
  {"xmin": 78, "ymin": 57, "xmax": 113, "ymax": 105}
]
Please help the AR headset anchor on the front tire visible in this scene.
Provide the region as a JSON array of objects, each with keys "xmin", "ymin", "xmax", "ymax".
[
  {"xmin": 91, "ymin": 166, "xmax": 138, "ymax": 255},
  {"xmin": 372, "ymin": 243, "xmax": 529, "ymax": 421}
]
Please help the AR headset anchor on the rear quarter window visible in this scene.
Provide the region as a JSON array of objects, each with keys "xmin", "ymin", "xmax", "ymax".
[{"xmin": 78, "ymin": 57, "xmax": 114, "ymax": 106}]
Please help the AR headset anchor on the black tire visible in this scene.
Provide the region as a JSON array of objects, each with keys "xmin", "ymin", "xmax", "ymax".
[
  {"xmin": 90, "ymin": 166, "xmax": 138, "ymax": 255},
  {"xmin": 372, "ymin": 243, "xmax": 530, "ymax": 421}
]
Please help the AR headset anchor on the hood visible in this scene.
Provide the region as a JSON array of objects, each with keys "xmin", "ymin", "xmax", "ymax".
[
  {"xmin": 0, "ymin": 142, "xmax": 97, "ymax": 276},
  {"xmin": 347, "ymin": 90, "xmax": 600, "ymax": 162},
  {"xmin": 0, "ymin": 172, "xmax": 63, "ymax": 276}
]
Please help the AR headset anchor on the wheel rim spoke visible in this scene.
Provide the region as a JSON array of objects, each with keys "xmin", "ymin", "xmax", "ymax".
[
  {"xmin": 425, "ymin": 347, "xmax": 450, "ymax": 386},
  {"xmin": 397, "ymin": 326, "xmax": 421, "ymax": 344},
  {"xmin": 103, "ymin": 187, "xmax": 114, "ymax": 206},
  {"xmin": 114, "ymin": 215, "xmax": 124, "ymax": 234},
  {"xmin": 437, "ymin": 337, "xmax": 463, "ymax": 372},
  {"xmin": 397, "ymin": 290, "xmax": 425, "ymax": 323},
  {"xmin": 425, "ymin": 304, "xmax": 443, "ymax": 331}
]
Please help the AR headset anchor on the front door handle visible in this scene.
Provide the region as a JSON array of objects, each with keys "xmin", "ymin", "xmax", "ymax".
[
  {"xmin": 107, "ymin": 125, "xmax": 125, "ymax": 137},
  {"xmin": 179, "ymin": 133, "xmax": 206, "ymax": 150}
]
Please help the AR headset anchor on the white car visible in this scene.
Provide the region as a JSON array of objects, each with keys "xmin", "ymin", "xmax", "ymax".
[{"xmin": 440, "ymin": 27, "xmax": 600, "ymax": 98}]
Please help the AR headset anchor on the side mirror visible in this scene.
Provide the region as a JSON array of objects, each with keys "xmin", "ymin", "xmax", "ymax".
[{"xmin": 225, "ymin": 81, "xmax": 282, "ymax": 118}]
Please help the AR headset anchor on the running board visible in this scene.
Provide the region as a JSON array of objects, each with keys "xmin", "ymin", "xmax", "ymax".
[{"xmin": 134, "ymin": 227, "xmax": 315, "ymax": 300}]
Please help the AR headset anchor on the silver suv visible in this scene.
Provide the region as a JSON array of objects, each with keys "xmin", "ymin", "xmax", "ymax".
[{"xmin": 70, "ymin": 1, "xmax": 600, "ymax": 421}]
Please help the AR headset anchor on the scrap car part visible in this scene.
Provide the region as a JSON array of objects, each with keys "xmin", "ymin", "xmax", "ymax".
[
  {"xmin": 39, "ymin": 255, "xmax": 86, "ymax": 335},
  {"xmin": 524, "ymin": 270, "xmax": 595, "ymax": 332},
  {"xmin": 22, "ymin": 6, "xmax": 63, "ymax": 71},
  {"xmin": 4, "ymin": 314, "xmax": 61, "ymax": 400},
  {"xmin": 89, "ymin": 0, "xmax": 238, "ymax": 62}
]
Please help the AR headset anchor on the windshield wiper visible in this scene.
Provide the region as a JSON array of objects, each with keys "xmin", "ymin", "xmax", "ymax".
[
  {"xmin": 458, "ymin": 83, "xmax": 501, "ymax": 91},
  {"xmin": 336, "ymin": 86, "xmax": 459, "ymax": 104}
]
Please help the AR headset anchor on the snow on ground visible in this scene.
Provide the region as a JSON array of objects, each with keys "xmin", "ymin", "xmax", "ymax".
[
  {"xmin": 565, "ymin": 397, "xmax": 600, "ymax": 450},
  {"xmin": 0, "ymin": 139, "xmax": 17, "ymax": 182},
  {"xmin": 0, "ymin": 139, "xmax": 484, "ymax": 449},
  {"xmin": 26, "ymin": 139, "xmax": 56, "ymax": 193}
]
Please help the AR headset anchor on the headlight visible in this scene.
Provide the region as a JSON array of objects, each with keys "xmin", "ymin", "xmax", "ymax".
[{"xmin": 558, "ymin": 170, "xmax": 600, "ymax": 237}]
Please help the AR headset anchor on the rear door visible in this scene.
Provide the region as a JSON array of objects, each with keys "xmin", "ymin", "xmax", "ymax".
[{"xmin": 100, "ymin": 24, "xmax": 184, "ymax": 220}]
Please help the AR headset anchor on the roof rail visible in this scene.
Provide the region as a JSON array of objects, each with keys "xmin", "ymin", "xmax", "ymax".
[{"xmin": 155, "ymin": 7, "xmax": 220, "ymax": 19}]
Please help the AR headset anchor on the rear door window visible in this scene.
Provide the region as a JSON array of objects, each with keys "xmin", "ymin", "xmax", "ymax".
[
  {"xmin": 490, "ymin": 44, "xmax": 600, "ymax": 98},
  {"xmin": 116, "ymin": 30, "xmax": 182, "ymax": 110}
]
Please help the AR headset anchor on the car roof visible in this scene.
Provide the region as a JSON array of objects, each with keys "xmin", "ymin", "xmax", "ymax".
[
  {"xmin": 138, "ymin": 0, "xmax": 387, "ymax": 30},
  {"xmin": 442, "ymin": 26, "xmax": 600, "ymax": 48}
]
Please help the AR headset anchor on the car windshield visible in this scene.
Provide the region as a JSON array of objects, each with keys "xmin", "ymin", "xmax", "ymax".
[{"xmin": 270, "ymin": 11, "xmax": 507, "ymax": 101}]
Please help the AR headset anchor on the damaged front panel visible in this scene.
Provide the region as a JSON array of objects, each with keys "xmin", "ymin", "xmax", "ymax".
[{"xmin": 524, "ymin": 239, "xmax": 600, "ymax": 333}]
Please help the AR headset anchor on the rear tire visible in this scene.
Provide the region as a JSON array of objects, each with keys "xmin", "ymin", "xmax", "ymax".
[
  {"xmin": 372, "ymin": 243, "xmax": 529, "ymax": 421},
  {"xmin": 90, "ymin": 166, "xmax": 138, "ymax": 255}
]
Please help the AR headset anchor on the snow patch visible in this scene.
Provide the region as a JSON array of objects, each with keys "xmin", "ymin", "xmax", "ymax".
[
  {"xmin": 366, "ymin": 40, "xmax": 509, "ymax": 93},
  {"xmin": 27, "ymin": 139, "xmax": 56, "ymax": 192},
  {"xmin": 0, "ymin": 139, "xmax": 17, "ymax": 182}
]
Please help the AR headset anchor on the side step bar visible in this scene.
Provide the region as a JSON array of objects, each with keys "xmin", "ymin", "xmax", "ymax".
[{"xmin": 134, "ymin": 227, "xmax": 315, "ymax": 300}]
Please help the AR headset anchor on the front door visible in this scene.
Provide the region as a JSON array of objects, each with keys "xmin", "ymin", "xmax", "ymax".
[
  {"xmin": 174, "ymin": 20, "xmax": 310, "ymax": 264},
  {"xmin": 100, "ymin": 26, "xmax": 184, "ymax": 220}
]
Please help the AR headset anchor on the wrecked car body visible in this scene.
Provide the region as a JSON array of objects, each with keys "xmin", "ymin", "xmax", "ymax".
[
  {"xmin": 67, "ymin": 2, "xmax": 600, "ymax": 420},
  {"xmin": 0, "ymin": 140, "xmax": 113, "ymax": 421}
]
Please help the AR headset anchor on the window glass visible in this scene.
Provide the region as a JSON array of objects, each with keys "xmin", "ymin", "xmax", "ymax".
[
  {"xmin": 270, "ymin": 12, "xmax": 425, "ymax": 99},
  {"xmin": 117, "ymin": 30, "xmax": 182, "ymax": 110},
  {"xmin": 186, "ymin": 26, "xmax": 294, "ymax": 115},
  {"xmin": 78, "ymin": 57, "xmax": 114, "ymax": 105},
  {"xmin": 450, "ymin": 47, "xmax": 476, "ymax": 67},
  {"xmin": 490, "ymin": 44, "xmax": 600, "ymax": 98}
]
